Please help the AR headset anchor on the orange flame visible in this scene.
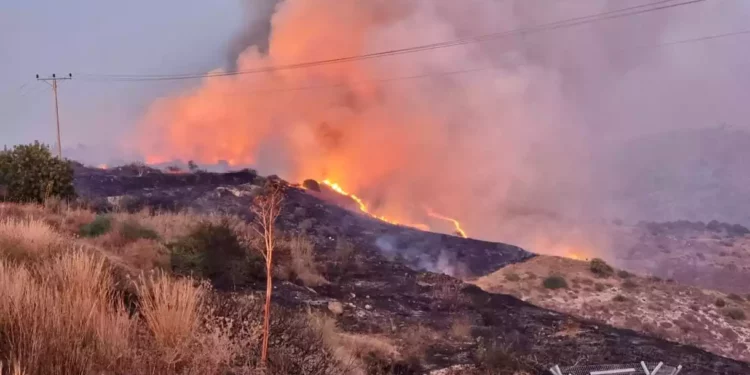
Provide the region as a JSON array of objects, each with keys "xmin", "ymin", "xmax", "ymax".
[
  {"xmin": 321, "ymin": 179, "xmax": 431, "ymax": 231},
  {"xmin": 425, "ymin": 207, "xmax": 467, "ymax": 238}
]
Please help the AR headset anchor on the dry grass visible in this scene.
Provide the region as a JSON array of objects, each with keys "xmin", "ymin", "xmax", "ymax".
[
  {"xmin": 136, "ymin": 271, "xmax": 206, "ymax": 363},
  {"xmin": 449, "ymin": 317, "xmax": 473, "ymax": 340},
  {"xmin": 308, "ymin": 313, "xmax": 398, "ymax": 375},
  {"xmin": 0, "ymin": 217, "xmax": 67, "ymax": 261},
  {"xmin": 285, "ymin": 235, "xmax": 328, "ymax": 287},
  {"xmin": 0, "ymin": 251, "xmax": 134, "ymax": 375}
]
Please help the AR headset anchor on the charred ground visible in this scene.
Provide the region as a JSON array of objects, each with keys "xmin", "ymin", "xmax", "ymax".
[{"xmin": 73, "ymin": 165, "xmax": 750, "ymax": 374}]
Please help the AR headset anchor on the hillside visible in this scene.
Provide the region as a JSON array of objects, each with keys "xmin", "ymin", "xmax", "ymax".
[
  {"xmin": 64, "ymin": 166, "xmax": 750, "ymax": 374},
  {"xmin": 474, "ymin": 255, "xmax": 750, "ymax": 363},
  {"xmin": 610, "ymin": 220, "xmax": 750, "ymax": 295}
]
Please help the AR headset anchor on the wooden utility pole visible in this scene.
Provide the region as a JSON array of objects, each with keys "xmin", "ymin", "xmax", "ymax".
[{"xmin": 36, "ymin": 73, "xmax": 72, "ymax": 159}]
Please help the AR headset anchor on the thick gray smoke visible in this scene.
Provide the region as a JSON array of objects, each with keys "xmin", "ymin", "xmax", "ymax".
[{"xmin": 132, "ymin": 0, "xmax": 750, "ymax": 259}]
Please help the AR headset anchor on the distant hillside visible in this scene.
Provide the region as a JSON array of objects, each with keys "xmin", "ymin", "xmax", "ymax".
[
  {"xmin": 605, "ymin": 126, "xmax": 750, "ymax": 225},
  {"xmin": 474, "ymin": 255, "xmax": 750, "ymax": 363}
]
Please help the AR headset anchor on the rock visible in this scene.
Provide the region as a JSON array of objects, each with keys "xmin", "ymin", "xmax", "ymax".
[
  {"xmin": 327, "ymin": 301, "xmax": 344, "ymax": 315},
  {"xmin": 365, "ymin": 304, "xmax": 372, "ymax": 310}
]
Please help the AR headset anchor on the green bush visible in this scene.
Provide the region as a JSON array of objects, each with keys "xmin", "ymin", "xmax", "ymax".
[
  {"xmin": 0, "ymin": 142, "xmax": 75, "ymax": 203},
  {"xmin": 589, "ymin": 258, "xmax": 614, "ymax": 278},
  {"xmin": 79, "ymin": 215, "xmax": 113, "ymax": 238},
  {"xmin": 725, "ymin": 308, "xmax": 746, "ymax": 320},
  {"xmin": 542, "ymin": 275, "xmax": 568, "ymax": 290},
  {"xmin": 119, "ymin": 219, "xmax": 159, "ymax": 242},
  {"xmin": 169, "ymin": 220, "xmax": 264, "ymax": 289}
]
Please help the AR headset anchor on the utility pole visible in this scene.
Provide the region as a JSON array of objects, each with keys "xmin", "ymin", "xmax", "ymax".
[{"xmin": 36, "ymin": 73, "xmax": 72, "ymax": 159}]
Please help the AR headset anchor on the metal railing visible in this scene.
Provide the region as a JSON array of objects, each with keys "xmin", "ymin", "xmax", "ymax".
[{"xmin": 549, "ymin": 361, "xmax": 683, "ymax": 375}]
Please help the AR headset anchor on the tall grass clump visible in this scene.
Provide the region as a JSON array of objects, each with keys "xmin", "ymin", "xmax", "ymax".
[
  {"xmin": 136, "ymin": 271, "xmax": 206, "ymax": 365},
  {"xmin": 0, "ymin": 250, "xmax": 134, "ymax": 375},
  {"xmin": 0, "ymin": 217, "xmax": 66, "ymax": 262}
]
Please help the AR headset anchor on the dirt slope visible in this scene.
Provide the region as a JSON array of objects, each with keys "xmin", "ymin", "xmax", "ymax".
[{"xmin": 474, "ymin": 255, "xmax": 750, "ymax": 363}]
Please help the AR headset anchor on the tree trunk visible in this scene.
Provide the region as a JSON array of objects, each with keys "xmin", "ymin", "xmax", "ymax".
[{"xmin": 260, "ymin": 257, "xmax": 273, "ymax": 365}]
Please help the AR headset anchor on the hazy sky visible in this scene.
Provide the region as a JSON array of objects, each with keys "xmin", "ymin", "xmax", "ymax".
[{"xmin": 0, "ymin": 0, "xmax": 244, "ymax": 151}]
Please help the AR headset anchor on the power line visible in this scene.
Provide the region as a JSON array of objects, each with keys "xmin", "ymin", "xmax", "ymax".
[
  {"xmin": 77, "ymin": 0, "xmax": 703, "ymax": 82},
  {"xmin": 36, "ymin": 74, "xmax": 73, "ymax": 159},
  {"xmin": 132, "ymin": 27, "xmax": 750, "ymax": 97}
]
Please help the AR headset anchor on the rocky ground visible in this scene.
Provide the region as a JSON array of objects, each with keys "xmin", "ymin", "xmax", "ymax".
[
  {"xmin": 474, "ymin": 255, "xmax": 750, "ymax": 363},
  {"xmin": 72, "ymin": 166, "xmax": 750, "ymax": 374}
]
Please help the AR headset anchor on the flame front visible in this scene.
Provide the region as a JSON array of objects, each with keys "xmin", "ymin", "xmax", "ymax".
[
  {"xmin": 318, "ymin": 179, "xmax": 468, "ymax": 237},
  {"xmin": 321, "ymin": 180, "xmax": 431, "ymax": 231},
  {"xmin": 425, "ymin": 207, "xmax": 467, "ymax": 238}
]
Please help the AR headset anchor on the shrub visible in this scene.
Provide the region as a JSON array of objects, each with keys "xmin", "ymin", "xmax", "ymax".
[
  {"xmin": 0, "ymin": 142, "xmax": 75, "ymax": 203},
  {"xmin": 617, "ymin": 270, "xmax": 632, "ymax": 279},
  {"xmin": 613, "ymin": 294, "xmax": 627, "ymax": 302},
  {"xmin": 589, "ymin": 258, "xmax": 614, "ymax": 278},
  {"xmin": 169, "ymin": 220, "xmax": 264, "ymax": 289},
  {"xmin": 302, "ymin": 179, "xmax": 321, "ymax": 192},
  {"xmin": 725, "ymin": 308, "xmax": 746, "ymax": 320},
  {"xmin": 0, "ymin": 217, "xmax": 67, "ymax": 262},
  {"xmin": 594, "ymin": 283, "xmax": 607, "ymax": 292},
  {"xmin": 504, "ymin": 273, "xmax": 521, "ymax": 282},
  {"xmin": 542, "ymin": 275, "xmax": 568, "ymax": 289},
  {"xmin": 715, "ymin": 298, "xmax": 726, "ymax": 307},
  {"xmin": 119, "ymin": 219, "xmax": 159, "ymax": 242},
  {"xmin": 284, "ymin": 235, "xmax": 327, "ymax": 287},
  {"xmin": 622, "ymin": 279, "xmax": 638, "ymax": 289},
  {"xmin": 79, "ymin": 215, "xmax": 112, "ymax": 238}
]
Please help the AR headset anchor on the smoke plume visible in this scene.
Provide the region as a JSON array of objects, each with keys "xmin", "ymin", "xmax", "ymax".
[{"xmin": 131, "ymin": 0, "xmax": 750, "ymax": 257}]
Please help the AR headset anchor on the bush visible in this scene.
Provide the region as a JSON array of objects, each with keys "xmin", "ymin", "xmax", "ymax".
[
  {"xmin": 725, "ymin": 308, "xmax": 746, "ymax": 320},
  {"xmin": 79, "ymin": 215, "xmax": 113, "ymax": 238},
  {"xmin": 120, "ymin": 219, "xmax": 159, "ymax": 242},
  {"xmin": 302, "ymin": 179, "xmax": 321, "ymax": 192},
  {"xmin": 589, "ymin": 258, "xmax": 614, "ymax": 278},
  {"xmin": 0, "ymin": 142, "xmax": 75, "ymax": 203},
  {"xmin": 617, "ymin": 270, "xmax": 632, "ymax": 279},
  {"xmin": 169, "ymin": 220, "xmax": 264, "ymax": 289},
  {"xmin": 542, "ymin": 275, "xmax": 568, "ymax": 289},
  {"xmin": 715, "ymin": 298, "xmax": 726, "ymax": 307},
  {"xmin": 622, "ymin": 279, "xmax": 638, "ymax": 289},
  {"xmin": 613, "ymin": 294, "xmax": 627, "ymax": 302},
  {"xmin": 594, "ymin": 283, "xmax": 607, "ymax": 292},
  {"xmin": 504, "ymin": 273, "xmax": 521, "ymax": 282}
]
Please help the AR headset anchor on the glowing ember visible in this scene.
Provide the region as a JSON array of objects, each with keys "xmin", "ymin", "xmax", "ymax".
[
  {"xmin": 425, "ymin": 207, "xmax": 467, "ymax": 238},
  {"xmin": 98, "ymin": 164, "xmax": 108, "ymax": 170},
  {"xmin": 320, "ymin": 179, "xmax": 430, "ymax": 231}
]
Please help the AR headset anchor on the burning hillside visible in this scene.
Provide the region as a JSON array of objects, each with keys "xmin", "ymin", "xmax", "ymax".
[{"xmin": 129, "ymin": 0, "xmax": 600, "ymax": 253}]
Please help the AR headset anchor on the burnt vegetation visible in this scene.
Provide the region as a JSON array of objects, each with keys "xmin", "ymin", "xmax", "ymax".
[{"xmin": 0, "ymin": 161, "xmax": 746, "ymax": 374}]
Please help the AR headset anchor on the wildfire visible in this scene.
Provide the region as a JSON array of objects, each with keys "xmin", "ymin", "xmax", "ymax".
[
  {"xmin": 318, "ymin": 179, "xmax": 468, "ymax": 237},
  {"xmin": 425, "ymin": 207, "xmax": 467, "ymax": 238},
  {"xmin": 320, "ymin": 180, "xmax": 430, "ymax": 231}
]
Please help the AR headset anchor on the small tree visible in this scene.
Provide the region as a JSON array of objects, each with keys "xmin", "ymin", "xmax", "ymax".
[
  {"xmin": 250, "ymin": 182, "xmax": 284, "ymax": 366},
  {"xmin": 0, "ymin": 141, "xmax": 75, "ymax": 203}
]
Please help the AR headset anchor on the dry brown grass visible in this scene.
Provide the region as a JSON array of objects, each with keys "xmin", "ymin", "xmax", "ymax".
[
  {"xmin": 308, "ymin": 312, "xmax": 398, "ymax": 375},
  {"xmin": 0, "ymin": 217, "xmax": 67, "ymax": 262},
  {"xmin": 136, "ymin": 271, "xmax": 206, "ymax": 363},
  {"xmin": 449, "ymin": 317, "xmax": 473, "ymax": 340},
  {"xmin": 285, "ymin": 235, "xmax": 328, "ymax": 287},
  {"xmin": 0, "ymin": 250, "xmax": 134, "ymax": 375},
  {"xmin": 120, "ymin": 238, "xmax": 170, "ymax": 270}
]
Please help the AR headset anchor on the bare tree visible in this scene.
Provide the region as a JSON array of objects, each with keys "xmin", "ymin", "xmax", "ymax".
[{"xmin": 250, "ymin": 183, "xmax": 284, "ymax": 366}]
